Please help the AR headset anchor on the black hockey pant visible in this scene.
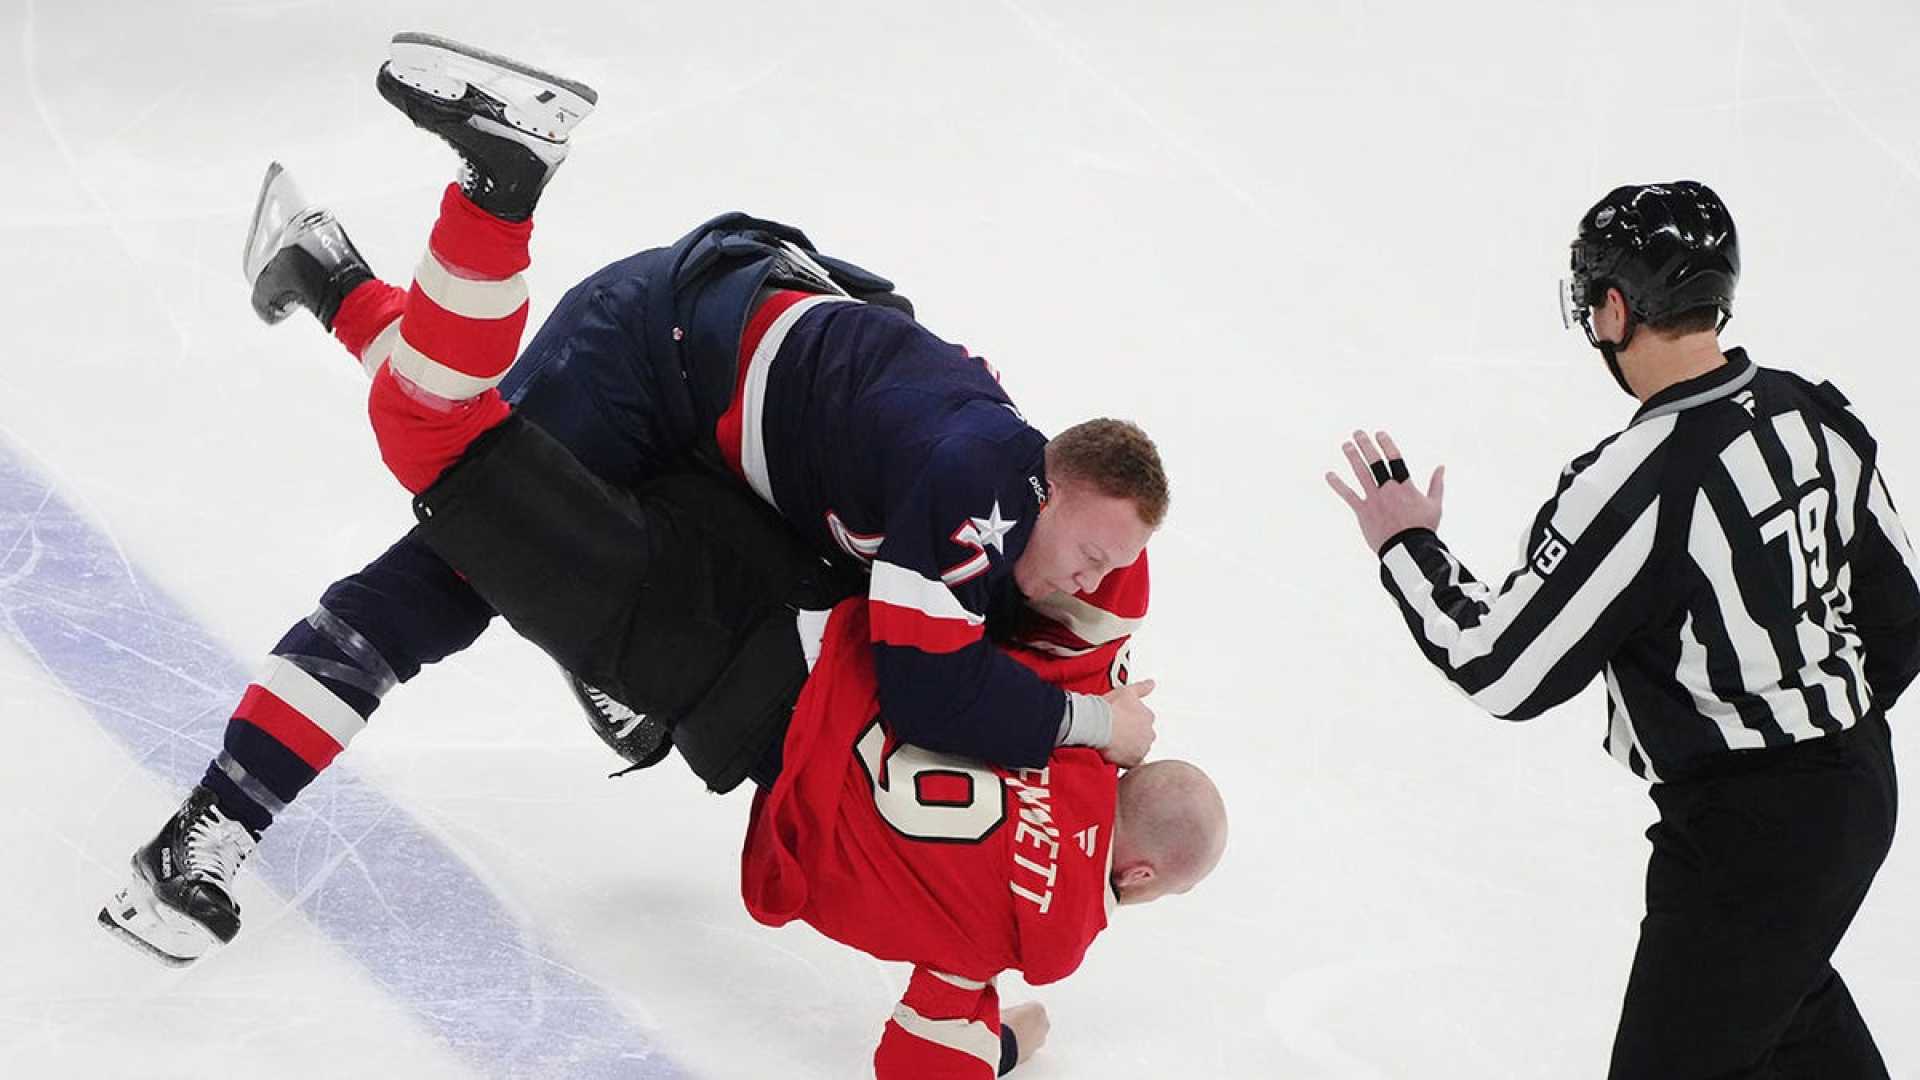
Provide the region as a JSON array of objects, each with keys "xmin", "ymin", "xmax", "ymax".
[{"xmin": 1608, "ymin": 711, "xmax": 1898, "ymax": 1079}]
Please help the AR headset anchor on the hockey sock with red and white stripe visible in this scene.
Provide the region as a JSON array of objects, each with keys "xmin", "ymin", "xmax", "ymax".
[
  {"xmin": 198, "ymin": 605, "xmax": 396, "ymax": 833},
  {"xmin": 332, "ymin": 184, "xmax": 534, "ymax": 493}
]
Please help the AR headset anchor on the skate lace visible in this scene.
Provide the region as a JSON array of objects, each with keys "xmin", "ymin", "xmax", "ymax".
[
  {"xmin": 457, "ymin": 158, "xmax": 495, "ymax": 198},
  {"xmin": 184, "ymin": 807, "xmax": 257, "ymax": 888}
]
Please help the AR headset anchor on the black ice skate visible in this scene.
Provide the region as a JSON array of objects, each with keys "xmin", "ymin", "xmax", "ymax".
[
  {"xmin": 241, "ymin": 161, "xmax": 373, "ymax": 330},
  {"xmin": 97, "ymin": 786, "xmax": 259, "ymax": 966},
  {"xmin": 377, "ymin": 32, "xmax": 598, "ymax": 222},
  {"xmin": 567, "ymin": 669, "xmax": 673, "ymax": 777}
]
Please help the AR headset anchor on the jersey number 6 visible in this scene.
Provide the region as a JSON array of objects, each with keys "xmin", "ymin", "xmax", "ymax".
[{"xmin": 854, "ymin": 721, "xmax": 1007, "ymax": 844}]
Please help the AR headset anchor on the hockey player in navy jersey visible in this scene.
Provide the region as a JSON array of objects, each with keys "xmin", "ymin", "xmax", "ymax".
[{"xmin": 100, "ymin": 32, "xmax": 1168, "ymax": 966}]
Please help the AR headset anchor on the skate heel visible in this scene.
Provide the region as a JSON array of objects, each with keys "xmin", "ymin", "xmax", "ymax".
[
  {"xmin": 241, "ymin": 162, "xmax": 372, "ymax": 328},
  {"xmin": 97, "ymin": 866, "xmax": 216, "ymax": 967},
  {"xmin": 386, "ymin": 32, "xmax": 597, "ymax": 144}
]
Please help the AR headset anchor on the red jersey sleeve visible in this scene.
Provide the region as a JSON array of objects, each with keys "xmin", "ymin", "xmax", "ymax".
[
  {"xmin": 1005, "ymin": 550, "xmax": 1150, "ymax": 694},
  {"xmin": 873, "ymin": 966, "xmax": 1002, "ymax": 1080}
]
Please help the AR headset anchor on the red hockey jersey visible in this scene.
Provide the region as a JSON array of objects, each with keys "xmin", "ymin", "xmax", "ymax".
[{"xmin": 740, "ymin": 554, "xmax": 1149, "ymax": 1076}]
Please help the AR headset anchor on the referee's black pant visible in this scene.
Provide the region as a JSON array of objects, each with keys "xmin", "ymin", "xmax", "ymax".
[{"xmin": 1609, "ymin": 712, "xmax": 1898, "ymax": 1079}]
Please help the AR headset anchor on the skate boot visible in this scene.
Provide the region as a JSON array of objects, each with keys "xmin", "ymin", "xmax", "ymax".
[
  {"xmin": 97, "ymin": 785, "xmax": 259, "ymax": 966},
  {"xmin": 242, "ymin": 161, "xmax": 374, "ymax": 329},
  {"xmin": 567, "ymin": 669, "xmax": 673, "ymax": 777},
  {"xmin": 377, "ymin": 32, "xmax": 598, "ymax": 221}
]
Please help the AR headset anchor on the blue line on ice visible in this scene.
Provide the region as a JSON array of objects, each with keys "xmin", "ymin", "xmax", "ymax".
[{"xmin": 0, "ymin": 440, "xmax": 680, "ymax": 1079}]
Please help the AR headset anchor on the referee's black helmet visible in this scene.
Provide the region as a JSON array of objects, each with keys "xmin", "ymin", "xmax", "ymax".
[{"xmin": 1562, "ymin": 181, "xmax": 1739, "ymax": 341}]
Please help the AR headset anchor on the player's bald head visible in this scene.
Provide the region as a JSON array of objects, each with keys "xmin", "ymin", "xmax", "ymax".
[{"xmin": 1110, "ymin": 759, "xmax": 1227, "ymax": 906}]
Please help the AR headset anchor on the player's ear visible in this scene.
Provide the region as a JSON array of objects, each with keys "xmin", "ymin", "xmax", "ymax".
[{"xmin": 1115, "ymin": 863, "xmax": 1155, "ymax": 890}]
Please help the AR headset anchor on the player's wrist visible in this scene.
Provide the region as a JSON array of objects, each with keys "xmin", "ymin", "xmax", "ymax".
[{"xmin": 1058, "ymin": 692, "xmax": 1113, "ymax": 748}]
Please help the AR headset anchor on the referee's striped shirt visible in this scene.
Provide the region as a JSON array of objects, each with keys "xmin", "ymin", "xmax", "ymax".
[{"xmin": 1379, "ymin": 348, "xmax": 1920, "ymax": 781}]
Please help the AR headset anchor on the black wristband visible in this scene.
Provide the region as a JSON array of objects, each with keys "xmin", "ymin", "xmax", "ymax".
[
  {"xmin": 998, "ymin": 1023, "xmax": 1019, "ymax": 1076},
  {"xmin": 1376, "ymin": 526, "xmax": 1439, "ymax": 557}
]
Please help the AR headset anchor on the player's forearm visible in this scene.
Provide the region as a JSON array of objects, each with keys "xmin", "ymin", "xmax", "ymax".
[{"xmin": 874, "ymin": 643, "xmax": 1067, "ymax": 769}]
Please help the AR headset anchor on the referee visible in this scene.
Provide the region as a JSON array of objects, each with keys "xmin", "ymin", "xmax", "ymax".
[{"xmin": 1326, "ymin": 182, "xmax": 1915, "ymax": 1077}]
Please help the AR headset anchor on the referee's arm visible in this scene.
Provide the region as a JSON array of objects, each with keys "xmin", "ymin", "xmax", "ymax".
[
  {"xmin": 1852, "ymin": 465, "xmax": 1920, "ymax": 710},
  {"xmin": 1329, "ymin": 427, "xmax": 1669, "ymax": 722}
]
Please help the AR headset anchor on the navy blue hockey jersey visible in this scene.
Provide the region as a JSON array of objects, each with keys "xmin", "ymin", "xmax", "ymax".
[{"xmin": 716, "ymin": 289, "xmax": 1065, "ymax": 768}]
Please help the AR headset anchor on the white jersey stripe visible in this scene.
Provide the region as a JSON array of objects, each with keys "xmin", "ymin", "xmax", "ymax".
[
  {"xmin": 795, "ymin": 607, "xmax": 831, "ymax": 673},
  {"xmin": 1469, "ymin": 498, "xmax": 1661, "ymax": 716},
  {"xmin": 1380, "ymin": 544, "xmax": 1521, "ymax": 660},
  {"xmin": 257, "ymin": 655, "xmax": 367, "ymax": 750},
  {"xmin": 1552, "ymin": 416, "xmax": 1675, "ymax": 542},
  {"xmin": 738, "ymin": 295, "xmax": 856, "ymax": 508},
  {"xmin": 1774, "ymin": 412, "xmax": 1821, "ymax": 489},
  {"xmin": 1688, "ymin": 489, "xmax": 1824, "ymax": 742},
  {"xmin": 926, "ymin": 970, "xmax": 990, "ymax": 991},
  {"xmin": 1721, "ymin": 430, "xmax": 1779, "ymax": 517},
  {"xmin": 1676, "ymin": 612, "xmax": 1766, "ymax": 750},
  {"xmin": 1381, "ymin": 543, "xmax": 1544, "ymax": 671},
  {"xmin": 1868, "ymin": 471, "xmax": 1920, "ymax": 578},
  {"xmin": 1604, "ymin": 666, "xmax": 1660, "ymax": 781},
  {"xmin": 1790, "ymin": 615, "xmax": 1848, "ymax": 731},
  {"xmin": 1824, "ymin": 426, "xmax": 1864, "ymax": 552},
  {"xmin": 940, "ymin": 552, "xmax": 991, "ymax": 587},
  {"xmin": 1820, "ymin": 564, "xmax": 1874, "ymax": 716},
  {"xmin": 872, "ymin": 560, "xmax": 986, "ymax": 626},
  {"xmin": 1017, "ymin": 639, "xmax": 1100, "ymax": 659},
  {"xmin": 889, "ymin": 1003, "xmax": 1000, "ymax": 1068},
  {"xmin": 411, "ymin": 252, "xmax": 529, "ymax": 320},
  {"xmin": 1027, "ymin": 590, "xmax": 1145, "ymax": 647},
  {"xmin": 1819, "ymin": 430, "xmax": 1873, "ymax": 715},
  {"xmin": 1384, "ymin": 418, "xmax": 1669, "ymax": 675}
]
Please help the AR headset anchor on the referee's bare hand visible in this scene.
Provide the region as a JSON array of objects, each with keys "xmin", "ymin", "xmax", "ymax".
[{"xmin": 1325, "ymin": 429, "xmax": 1446, "ymax": 554}]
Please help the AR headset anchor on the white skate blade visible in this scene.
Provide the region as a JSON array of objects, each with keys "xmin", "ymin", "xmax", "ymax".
[
  {"xmin": 241, "ymin": 161, "xmax": 314, "ymax": 285},
  {"xmin": 97, "ymin": 874, "xmax": 216, "ymax": 967},
  {"xmin": 387, "ymin": 32, "xmax": 597, "ymax": 144}
]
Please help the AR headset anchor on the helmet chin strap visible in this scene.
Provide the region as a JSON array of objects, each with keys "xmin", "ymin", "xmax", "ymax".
[{"xmin": 1592, "ymin": 314, "xmax": 1639, "ymax": 399}]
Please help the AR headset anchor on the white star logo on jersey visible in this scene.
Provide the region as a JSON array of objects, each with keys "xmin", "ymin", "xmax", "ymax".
[
  {"xmin": 1075, "ymin": 825, "xmax": 1099, "ymax": 857},
  {"xmin": 956, "ymin": 501, "xmax": 1017, "ymax": 556}
]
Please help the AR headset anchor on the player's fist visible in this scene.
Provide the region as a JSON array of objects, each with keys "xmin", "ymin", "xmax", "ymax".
[
  {"xmin": 1102, "ymin": 679, "xmax": 1156, "ymax": 768},
  {"xmin": 1002, "ymin": 1002, "xmax": 1050, "ymax": 1067}
]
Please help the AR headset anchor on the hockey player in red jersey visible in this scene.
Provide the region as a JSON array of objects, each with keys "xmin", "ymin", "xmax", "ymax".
[
  {"xmin": 744, "ymin": 564, "xmax": 1228, "ymax": 1077},
  {"xmin": 104, "ymin": 29, "xmax": 1174, "ymax": 967},
  {"xmin": 94, "ymin": 36, "xmax": 1220, "ymax": 1073},
  {"xmin": 233, "ymin": 165, "xmax": 1219, "ymax": 1069}
]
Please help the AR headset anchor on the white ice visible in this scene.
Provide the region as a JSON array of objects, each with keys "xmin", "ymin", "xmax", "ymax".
[{"xmin": 2, "ymin": 1, "xmax": 1917, "ymax": 1077}]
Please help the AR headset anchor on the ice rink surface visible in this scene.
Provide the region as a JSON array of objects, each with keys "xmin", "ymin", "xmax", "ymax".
[{"xmin": 3, "ymin": 1, "xmax": 1917, "ymax": 1076}]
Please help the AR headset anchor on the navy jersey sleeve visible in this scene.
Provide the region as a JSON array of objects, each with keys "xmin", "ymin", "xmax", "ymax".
[{"xmin": 869, "ymin": 438, "xmax": 1065, "ymax": 770}]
